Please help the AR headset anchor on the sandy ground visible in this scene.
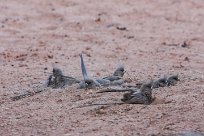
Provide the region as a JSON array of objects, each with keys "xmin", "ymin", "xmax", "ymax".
[{"xmin": 0, "ymin": 0, "xmax": 204, "ymax": 136}]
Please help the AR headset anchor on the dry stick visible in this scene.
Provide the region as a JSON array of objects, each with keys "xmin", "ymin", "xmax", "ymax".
[
  {"xmin": 10, "ymin": 87, "xmax": 46, "ymax": 101},
  {"xmin": 97, "ymin": 87, "xmax": 134, "ymax": 93},
  {"xmin": 75, "ymin": 102, "xmax": 124, "ymax": 108}
]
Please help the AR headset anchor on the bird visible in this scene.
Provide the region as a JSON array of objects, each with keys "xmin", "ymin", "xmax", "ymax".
[
  {"xmin": 151, "ymin": 74, "xmax": 179, "ymax": 89},
  {"xmin": 113, "ymin": 65, "xmax": 125, "ymax": 77},
  {"xmin": 101, "ymin": 65, "xmax": 125, "ymax": 82},
  {"xmin": 78, "ymin": 54, "xmax": 101, "ymax": 89},
  {"xmin": 121, "ymin": 81, "xmax": 153, "ymax": 104},
  {"xmin": 79, "ymin": 54, "xmax": 125, "ymax": 89},
  {"xmin": 166, "ymin": 74, "xmax": 179, "ymax": 86},
  {"xmin": 96, "ymin": 65, "xmax": 125, "ymax": 86},
  {"xmin": 47, "ymin": 67, "xmax": 80, "ymax": 89},
  {"xmin": 98, "ymin": 81, "xmax": 154, "ymax": 105},
  {"xmin": 151, "ymin": 76, "xmax": 167, "ymax": 89}
]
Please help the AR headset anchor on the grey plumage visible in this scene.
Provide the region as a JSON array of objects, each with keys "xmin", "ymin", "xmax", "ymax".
[
  {"xmin": 47, "ymin": 67, "xmax": 80, "ymax": 89},
  {"xmin": 45, "ymin": 54, "xmax": 179, "ymax": 106},
  {"xmin": 80, "ymin": 54, "xmax": 88, "ymax": 80},
  {"xmin": 78, "ymin": 54, "xmax": 101, "ymax": 89},
  {"xmin": 97, "ymin": 74, "xmax": 179, "ymax": 104},
  {"xmin": 121, "ymin": 91, "xmax": 150, "ymax": 104},
  {"xmin": 78, "ymin": 54, "xmax": 125, "ymax": 89},
  {"xmin": 95, "ymin": 65, "xmax": 125, "ymax": 87},
  {"xmin": 121, "ymin": 82, "xmax": 153, "ymax": 104},
  {"xmin": 102, "ymin": 65, "xmax": 125, "ymax": 81},
  {"xmin": 151, "ymin": 76, "xmax": 167, "ymax": 89},
  {"xmin": 98, "ymin": 81, "xmax": 153, "ymax": 105},
  {"xmin": 122, "ymin": 75, "xmax": 179, "ymax": 104},
  {"xmin": 151, "ymin": 74, "xmax": 179, "ymax": 89},
  {"xmin": 96, "ymin": 78, "xmax": 111, "ymax": 86},
  {"xmin": 166, "ymin": 74, "xmax": 179, "ymax": 86},
  {"xmin": 113, "ymin": 65, "xmax": 125, "ymax": 77}
]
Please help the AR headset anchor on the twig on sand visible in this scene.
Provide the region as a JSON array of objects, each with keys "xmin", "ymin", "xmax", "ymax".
[{"xmin": 10, "ymin": 87, "xmax": 46, "ymax": 101}]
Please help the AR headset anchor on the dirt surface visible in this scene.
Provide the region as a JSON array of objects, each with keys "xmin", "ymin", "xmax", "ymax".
[{"xmin": 0, "ymin": 0, "xmax": 204, "ymax": 136}]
